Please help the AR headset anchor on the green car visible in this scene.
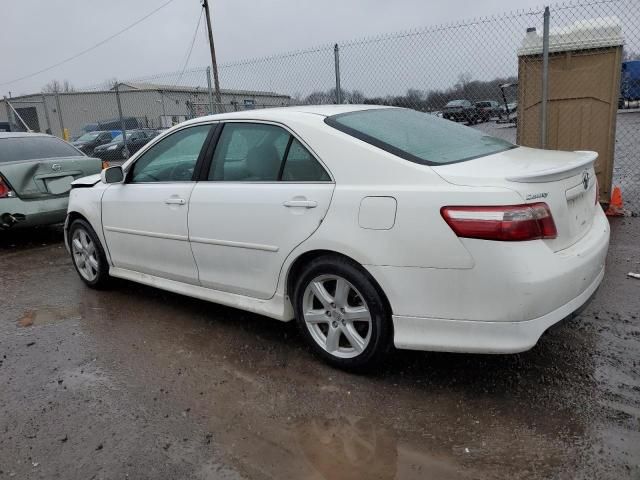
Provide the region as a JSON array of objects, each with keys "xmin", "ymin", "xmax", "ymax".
[{"xmin": 0, "ymin": 132, "xmax": 102, "ymax": 230}]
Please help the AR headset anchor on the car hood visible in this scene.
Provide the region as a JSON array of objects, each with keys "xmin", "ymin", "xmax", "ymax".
[{"xmin": 71, "ymin": 173, "xmax": 102, "ymax": 187}]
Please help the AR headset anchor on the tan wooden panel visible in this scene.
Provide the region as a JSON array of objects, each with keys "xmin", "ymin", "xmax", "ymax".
[{"xmin": 517, "ymin": 46, "xmax": 622, "ymax": 202}]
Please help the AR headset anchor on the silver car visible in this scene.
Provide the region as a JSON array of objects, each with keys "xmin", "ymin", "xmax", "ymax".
[{"xmin": 0, "ymin": 132, "xmax": 102, "ymax": 230}]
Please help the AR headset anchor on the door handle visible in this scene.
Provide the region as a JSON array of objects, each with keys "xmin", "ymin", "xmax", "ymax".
[
  {"xmin": 165, "ymin": 197, "xmax": 186, "ymax": 205},
  {"xmin": 283, "ymin": 199, "xmax": 317, "ymax": 208}
]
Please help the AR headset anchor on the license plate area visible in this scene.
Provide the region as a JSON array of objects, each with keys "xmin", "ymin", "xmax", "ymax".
[
  {"xmin": 46, "ymin": 175, "xmax": 74, "ymax": 195},
  {"xmin": 566, "ymin": 185, "xmax": 594, "ymax": 237}
]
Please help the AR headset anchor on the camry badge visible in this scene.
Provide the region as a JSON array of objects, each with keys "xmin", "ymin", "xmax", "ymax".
[
  {"xmin": 526, "ymin": 192, "xmax": 548, "ymax": 200},
  {"xmin": 582, "ymin": 171, "xmax": 590, "ymax": 190}
]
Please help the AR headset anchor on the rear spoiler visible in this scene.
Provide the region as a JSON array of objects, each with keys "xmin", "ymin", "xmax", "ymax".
[{"xmin": 505, "ymin": 151, "xmax": 597, "ymax": 183}]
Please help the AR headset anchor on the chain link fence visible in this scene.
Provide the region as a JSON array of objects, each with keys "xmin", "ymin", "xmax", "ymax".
[{"xmin": 1, "ymin": 0, "xmax": 638, "ymax": 210}]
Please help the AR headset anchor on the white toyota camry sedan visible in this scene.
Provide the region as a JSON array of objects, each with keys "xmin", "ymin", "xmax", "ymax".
[{"xmin": 65, "ymin": 105, "xmax": 610, "ymax": 370}]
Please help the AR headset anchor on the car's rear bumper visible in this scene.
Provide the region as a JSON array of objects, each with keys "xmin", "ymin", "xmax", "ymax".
[
  {"xmin": 366, "ymin": 208, "xmax": 610, "ymax": 353},
  {"xmin": 1, "ymin": 196, "xmax": 68, "ymax": 229},
  {"xmin": 391, "ymin": 265, "xmax": 603, "ymax": 353}
]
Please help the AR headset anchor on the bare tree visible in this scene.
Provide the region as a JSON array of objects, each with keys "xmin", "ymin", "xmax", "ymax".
[
  {"xmin": 622, "ymin": 49, "xmax": 640, "ymax": 61},
  {"xmin": 42, "ymin": 79, "xmax": 76, "ymax": 93},
  {"xmin": 456, "ymin": 72, "xmax": 473, "ymax": 89},
  {"xmin": 102, "ymin": 77, "xmax": 119, "ymax": 90}
]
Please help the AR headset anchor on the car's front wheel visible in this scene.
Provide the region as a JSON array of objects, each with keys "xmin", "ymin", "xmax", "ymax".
[
  {"xmin": 293, "ymin": 255, "xmax": 392, "ymax": 371},
  {"xmin": 69, "ymin": 218, "xmax": 111, "ymax": 289}
]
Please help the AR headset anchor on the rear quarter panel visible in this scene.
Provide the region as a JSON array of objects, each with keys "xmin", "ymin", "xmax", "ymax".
[{"xmin": 275, "ymin": 117, "xmax": 524, "ymax": 295}]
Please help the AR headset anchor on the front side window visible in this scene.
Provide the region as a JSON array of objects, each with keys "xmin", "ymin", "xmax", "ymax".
[
  {"xmin": 130, "ymin": 124, "xmax": 211, "ymax": 182},
  {"xmin": 209, "ymin": 123, "xmax": 330, "ymax": 182},
  {"xmin": 325, "ymin": 108, "xmax": 515, "ymax": 165}
]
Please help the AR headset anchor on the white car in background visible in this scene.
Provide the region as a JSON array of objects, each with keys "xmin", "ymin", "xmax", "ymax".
[{"xmin": 64, "ymin": 105, "xmax": 609, "ymax": 370}]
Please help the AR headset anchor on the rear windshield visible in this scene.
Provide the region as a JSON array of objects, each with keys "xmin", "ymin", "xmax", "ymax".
[
  {"xmin": 325, "ymin": 108, "xmax": 515, "ymax": 165},
  {"xmin": 76, "ymin": 132, "xmax": 102, "ymax": 141},
  {"xmin": 0, "ymin": 136, "xmax": 83, "ymax": 163}
]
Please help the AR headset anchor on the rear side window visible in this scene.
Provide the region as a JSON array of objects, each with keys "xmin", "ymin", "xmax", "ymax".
[
  {"xmin": 209, "ymin": 123, "xmax": 330, "ymax": 182},
  {"xmin": 209, "ymin": 123, "xmax": 288, "ymax": 181},
  {"xmin": 0, "ymin": 136, "xmax": 82, "ymax": 163},
  {"xmin": 281, "ymin": 138, "xmax": 330, "ymax": 182},
  {"xmin": 325, "ymin": 108, "xmax": 515, "ymax": 165}
]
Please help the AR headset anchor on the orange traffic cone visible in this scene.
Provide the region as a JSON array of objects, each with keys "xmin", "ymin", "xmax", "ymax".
[{"xmin": 605, "ymin": 186, "xmax": 625, "ymax": 216}]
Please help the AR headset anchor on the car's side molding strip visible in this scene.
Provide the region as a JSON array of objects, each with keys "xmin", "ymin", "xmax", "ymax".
[
  {"xmin": 103, "ymin": 226, "xmax": 279, "ymax": 252},
  {"xmin": 104, "ymin": 226, "xmax": 188, "ymax": 242},
  {"xmin": 189, "ymin": 236, "xmax": 279, "ymax": 252}
]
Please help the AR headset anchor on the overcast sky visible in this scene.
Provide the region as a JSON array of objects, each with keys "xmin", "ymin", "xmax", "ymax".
[
  {"xmin": 3, "ymin": 0, "xmax": 638, "ymax": 100},
  {"xmin": 1, "ymin": 0, "xmax": 553, "ymax": 96}
]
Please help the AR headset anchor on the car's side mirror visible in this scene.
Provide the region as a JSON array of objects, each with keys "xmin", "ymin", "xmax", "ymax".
[{"xmin": 101, "ymin": 166, "xmax": 125, "ymax": 184}]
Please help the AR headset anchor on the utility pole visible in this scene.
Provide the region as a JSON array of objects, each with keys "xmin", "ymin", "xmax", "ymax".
[
  {"xmin": 115, "ymin": 83, "xmax": 129, "ymax": 159},
  {"xmin": 202, "ymin": 0, "xmax": 222, "ymax": 111}
]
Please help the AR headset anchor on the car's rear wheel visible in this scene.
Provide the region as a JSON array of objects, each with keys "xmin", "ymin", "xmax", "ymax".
[
  {"xmin": 293, "ymin": 255, "xmax": 392, "ymax": 371},
  {"xmin": 69, "ymin": 219, "xmax": 110, "ymax": 289}
]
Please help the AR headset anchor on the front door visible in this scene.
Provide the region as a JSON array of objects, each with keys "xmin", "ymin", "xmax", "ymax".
[
  {"xmin": 101, "ymin": 123, "xmax": 213, "ymax": 284},
  {"xmin": 188, "ymin": 121, "xmax": 335, "ymax": 299}
]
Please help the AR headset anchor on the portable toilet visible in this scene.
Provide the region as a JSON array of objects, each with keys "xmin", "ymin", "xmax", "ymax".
[{"xmin": 516, "ymin": 17, "xmax": 624, "ymax": 203}]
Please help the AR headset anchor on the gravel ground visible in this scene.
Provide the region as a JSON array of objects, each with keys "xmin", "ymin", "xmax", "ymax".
[
  {"xmin": 472, "ymin": 111, "xmax": 640, "ymax": 213},
  {"xmin": 0, "ymin": 218, "xmax": 639, "ymax": 480}
]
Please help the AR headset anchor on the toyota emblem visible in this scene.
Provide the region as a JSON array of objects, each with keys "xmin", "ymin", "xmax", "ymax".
[{"xmin": 582, "ymin": 171, "xmax": 590, "ymax": 190}]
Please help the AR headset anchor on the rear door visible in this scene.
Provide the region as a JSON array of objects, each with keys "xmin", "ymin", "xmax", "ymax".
[
  {"xmin": 0, "ymin": 135, "xmax": 101, "ymax": 198},
  {"xmin": 188, "ymin": 121, "xmax": 335, "ymax": 299}
]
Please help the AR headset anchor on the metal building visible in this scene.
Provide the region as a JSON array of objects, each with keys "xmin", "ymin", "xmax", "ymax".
[{"xmin": 0, "ymin": 82, "xmax": 291, "ymax": 138}]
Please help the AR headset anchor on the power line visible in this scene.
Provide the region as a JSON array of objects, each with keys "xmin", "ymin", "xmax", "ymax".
[
  {"xmin": 0, "ymin": 0, "xmax": 177, "ymax": 87},
  {"xmin": 173, "ymin": 6, "xmax": 204, "ymax": 88}
]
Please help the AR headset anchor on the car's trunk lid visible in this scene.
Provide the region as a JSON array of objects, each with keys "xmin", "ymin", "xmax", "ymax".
[
  {"xmin": 431, "ymin": 146, "xmax": 598, "ymax": 251},
  {"xmin": 0, "ymin": 156, "xmax": 102, "ymax": 199}
]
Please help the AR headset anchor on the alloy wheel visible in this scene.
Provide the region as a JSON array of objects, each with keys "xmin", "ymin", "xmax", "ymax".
[
  {"xmin": 71, "ymin": 228, "xmax": 99, "ymax": 282},
  {"xmin": 302, "ymin": 274, "xmax": 372, "ymax": 359}
]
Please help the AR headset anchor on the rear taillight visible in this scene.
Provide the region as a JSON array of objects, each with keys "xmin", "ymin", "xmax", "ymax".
[
  {"xmin": 0, "ymin": 175, "xmax": 15, "ymax": 199},
  {"xmin": 441, "ymin": 202, "xmax": 557, "ymax": 241}
]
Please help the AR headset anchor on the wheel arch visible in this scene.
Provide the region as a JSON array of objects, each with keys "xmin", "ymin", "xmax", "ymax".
[
  {"xmin": 65, "ymin": 208, "xmax": 111, "ymax": 264},
  {"xmin": 65, "ymin": 211, "xmax": 90, "ymax": 248},
  {"xmin": 285, "ymin": 249, "xmax": 394, "ymax": 317}
]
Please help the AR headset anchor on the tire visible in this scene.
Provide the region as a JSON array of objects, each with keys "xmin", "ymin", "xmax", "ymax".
[
  {"xmin": 68, "ymin": 218, "xmax": 111, "ymax": 289},
  {"xmin": 293, "ymin": 255, "xmax": 392, "ymax": 371}
]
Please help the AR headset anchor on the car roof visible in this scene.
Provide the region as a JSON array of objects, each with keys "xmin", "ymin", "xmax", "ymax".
[
  {"xmin": 0, "ymin": 131, "xmax": 52, "ymax": 139},
  {"xmin": 180, "ymin": 104, "xmax": 390, "ymax": 127}
]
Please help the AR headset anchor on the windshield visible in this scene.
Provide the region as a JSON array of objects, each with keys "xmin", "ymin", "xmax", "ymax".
[
  {"xmin": 0, "ymin": 136, "xmax": 83, "ymax": 163},
  {"xmin": 76, "ymin": 132, "xmax": 101, "ymax": 142},
  {"xmin": 325, "ymin": 108, "xmax": 516, "ymax": 165},
  {"xmin": 445, "ymin": 100, "xmax": 467, "ymax": 107},
  {"xmin": 111, "ymin": 132, "xmax": 135, "ymax": 142}
]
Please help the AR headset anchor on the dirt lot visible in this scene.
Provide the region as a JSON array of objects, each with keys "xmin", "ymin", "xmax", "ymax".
[{"xmin": 0, "ymin": 218, "xmax": 639, "ymax": 480}]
